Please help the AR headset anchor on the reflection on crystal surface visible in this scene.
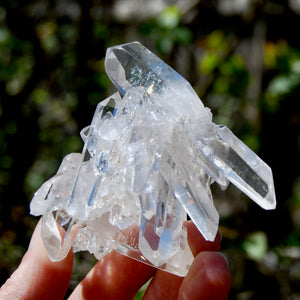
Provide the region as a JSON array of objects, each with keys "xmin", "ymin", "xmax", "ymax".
[{"xmin": 30, "ymin": 41, "xmax": 276, "ymax": 276}]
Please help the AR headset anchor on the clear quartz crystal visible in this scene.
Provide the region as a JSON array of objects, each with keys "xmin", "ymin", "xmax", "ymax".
[{"xmin": 30, "ymin": 41, "xmax": 276, "ymax": 276}]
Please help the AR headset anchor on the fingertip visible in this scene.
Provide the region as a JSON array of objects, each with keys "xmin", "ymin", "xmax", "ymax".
[
  {"xmin": 186, "ymin": 221, "xmax": 222, "ymax": 256},
  {"xmin": 143, "ymin": 270, "xmax": 183, "ymax": 300},
  {"xmin": 69, "ymin": 251, "xmax": 155, "ymax": 300},
  {"xmin": 178, "ymin": 251, "xmax": 231, "ymax": 300},
  {"xmin": 28, "ymin": 218, "xmax": 74, "ymax": 271}
]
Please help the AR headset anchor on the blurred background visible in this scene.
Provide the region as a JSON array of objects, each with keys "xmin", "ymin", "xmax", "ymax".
[{"xmin": 0, "ymin": 0, "xmax": 300, "ymax": 299}]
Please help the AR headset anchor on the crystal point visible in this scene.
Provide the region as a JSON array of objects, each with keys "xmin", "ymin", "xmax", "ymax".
[{"xmin": 30, "ymin": 41, "xmax": 276, "ymax": 276}]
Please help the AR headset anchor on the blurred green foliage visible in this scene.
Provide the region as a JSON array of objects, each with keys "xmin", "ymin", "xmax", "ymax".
[
  {"xmin": 264, "ymin": 41, "xmax": 300, "ymax": 112},
  {"xmin": 242, "ymin": 231, "xmax": 268, "ymax": 262},
  {"xmin": 140, "ymin": 5, "xmax": 192, "ymax": 55},
  {"xmin": 0, "ymin": 1, "xmax": 300, "ymax": 299}
]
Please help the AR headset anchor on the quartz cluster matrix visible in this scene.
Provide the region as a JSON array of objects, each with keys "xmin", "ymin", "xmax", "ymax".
[{"xmin": 30, "ymin": 42, "xmax": 276, "ymax": 276}]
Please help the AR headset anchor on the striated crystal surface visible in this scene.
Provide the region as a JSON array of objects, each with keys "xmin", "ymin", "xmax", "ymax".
[{"xmin": 30, "ymin": 41, "xmax": 276, "ymax": 276}]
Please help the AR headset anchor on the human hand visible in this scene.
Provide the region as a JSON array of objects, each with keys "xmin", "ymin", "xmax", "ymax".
[{"xmin": 0, "ymin": 220, "xmax": 231, "ymax": 300}]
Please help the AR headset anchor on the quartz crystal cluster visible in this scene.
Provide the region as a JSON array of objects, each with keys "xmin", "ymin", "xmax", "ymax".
[{"xmin": 30, "ymin": 41, "xmax": 276, "ymax": 276}]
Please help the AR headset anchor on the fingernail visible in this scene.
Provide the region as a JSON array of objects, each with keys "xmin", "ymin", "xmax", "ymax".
[{"xmin": 215, "ymin": 252, "xmax": 229, "ymax": 268}]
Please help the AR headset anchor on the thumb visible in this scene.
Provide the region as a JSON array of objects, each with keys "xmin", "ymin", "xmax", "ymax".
[{"xmin": 0, "ymin": 219, "xmax": 73, "ymax": 300}]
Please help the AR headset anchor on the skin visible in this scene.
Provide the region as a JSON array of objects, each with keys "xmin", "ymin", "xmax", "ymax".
[{"xmin": 0, "ymin": 220, "xmax": 231, "ymax": 300}]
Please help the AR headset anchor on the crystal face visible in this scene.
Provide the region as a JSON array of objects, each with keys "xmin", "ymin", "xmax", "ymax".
[{"xmin": 30, "ymin": 41, "xmax": 276, "ymax": 276}]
